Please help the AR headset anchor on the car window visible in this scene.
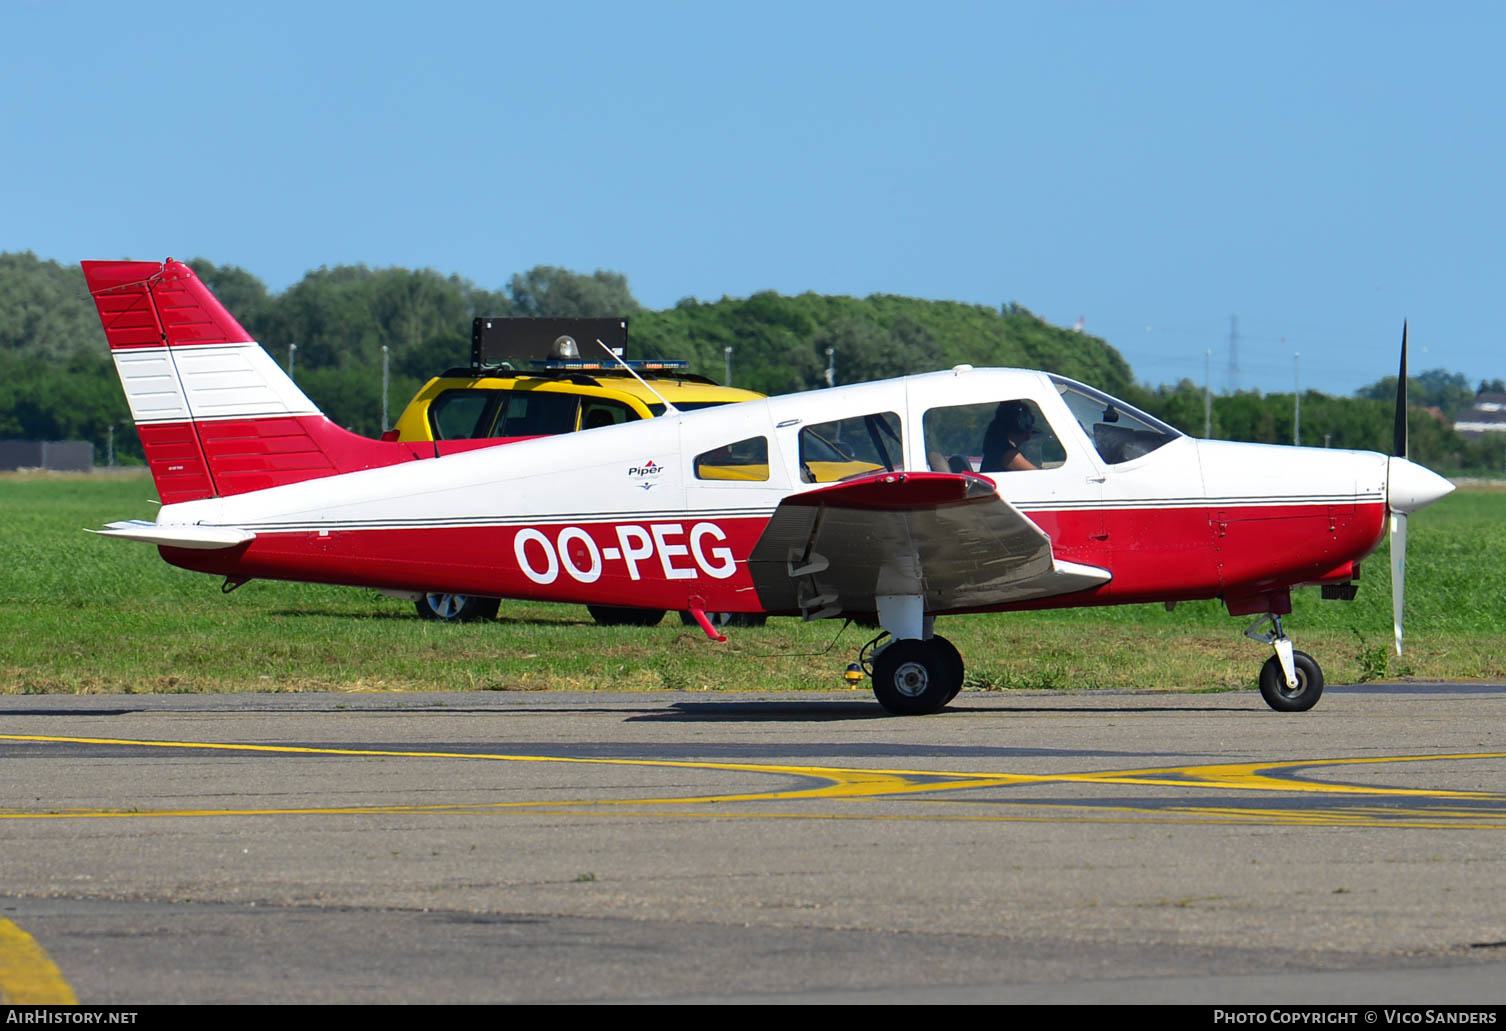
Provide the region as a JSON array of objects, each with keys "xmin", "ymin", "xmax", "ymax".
[
  {"xmin": 642, "ymin": 400, "xmax": 730, "ymax": 417},
  {"xmin": 493, "ymin": 391, "xmax": 581, "ymax": 437},
  {"xmin": 799, "ymin": 412, "xmax": 902, "ymax": 483},
  {"xmin": 922, "ymin": 399, "xmax": 1066, "ymax": 473},
  {"xmin": 580, "ymin": 399, "xmax": 640, "ymax": 430},
  {"xmin": 694, "ymin": 436, "xmax": 770, "ymax": 481},
  {"xmin": 429, "ymin": 390, "xmax": 500, "ymax": 441}
]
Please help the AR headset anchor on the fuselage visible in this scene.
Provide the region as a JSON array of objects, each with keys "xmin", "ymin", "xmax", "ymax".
[{"xmin": 152, "ymin": 367, "xmax": 1389, "ymax": 617}]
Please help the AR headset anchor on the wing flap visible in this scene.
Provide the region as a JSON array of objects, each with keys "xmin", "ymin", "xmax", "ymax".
[
  {"xmin": 89, "ymin": 520, "xmax": 255, "ymax": 549},
  {"xmin": 748, "ymin": 472, "xmax": 1109, "ymax": 617}
]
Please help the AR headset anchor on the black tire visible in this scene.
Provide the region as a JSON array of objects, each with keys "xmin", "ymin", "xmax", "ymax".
[
  {"xmin": 1258, "ymin": 650, "xmax": 1324, "ymax": 712},
  {"xmin": 871, "ymin": 638, "xmax": 962, "ymax": 716},
  {"xmin": 588, "ymin": 605, "xmax": 666, "ymax": 627},
  {"xmin": 678, "ymin": 611, "xmax": 769, "ymax": 628},
  {"xmin": 414, "ymin": 593, "xmax": 500, "ymax": 622},
  {"xmin": 931, "ymin": 634, "xmax": 965, "ymax": 702}
]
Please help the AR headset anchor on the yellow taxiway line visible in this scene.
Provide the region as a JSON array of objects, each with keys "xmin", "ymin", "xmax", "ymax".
[
  {"xmin": 0, "ymin": 919, "xmax": 77, "ymax": 1005},
  {"xmin": 2, "ymin": 734, "xmax": 1505, "ymax": 823}
]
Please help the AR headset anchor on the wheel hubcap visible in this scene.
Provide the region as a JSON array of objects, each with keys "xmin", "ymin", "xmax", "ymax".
[{"xmin": 893, "ymin": 661, "xmax": 930, "ymax": 698}]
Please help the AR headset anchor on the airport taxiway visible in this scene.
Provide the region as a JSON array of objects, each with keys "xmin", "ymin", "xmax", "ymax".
[{"xmin": 3, "ymin": 684, "xmax": 1505, "ymax": 1004}]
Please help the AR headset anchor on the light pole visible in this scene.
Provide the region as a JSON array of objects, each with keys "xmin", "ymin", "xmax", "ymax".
[
  {"xmin": 1203, "ymin": 348, "xmax": 1212, "ymax": 437},
  {"xmin": 1293, "ymin": 351, "xmax": 1301, "ymax": 446},
  {"xmin": 288, "ymin": 342, "xmax": 297, "ymax": 379},
  {"xmin": 825, "ymin": 346, "xmax": 835, "ymax": 388},
  {"xmin": 723, "ymin": 346, "xmax": 733, "ymax": 386},
  {"xmin": 381, "ymin": 345, "xmax": 390, "ymax": 431}
]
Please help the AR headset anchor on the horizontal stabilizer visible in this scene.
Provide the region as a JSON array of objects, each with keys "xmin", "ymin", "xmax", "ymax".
[{"xmin": 89, "ymin": 520, "xmax": 255, "ymax": 550}]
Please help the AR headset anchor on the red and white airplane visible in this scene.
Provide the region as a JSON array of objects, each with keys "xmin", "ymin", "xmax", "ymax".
[{"xmin": 82, "ymin": 259, "xmax": 1454, "ymax": 715}]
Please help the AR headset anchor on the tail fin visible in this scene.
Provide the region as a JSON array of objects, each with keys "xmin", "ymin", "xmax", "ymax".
[{"xmin": 83, "ymin": 258, "xmax": 422, "ymax": 504}]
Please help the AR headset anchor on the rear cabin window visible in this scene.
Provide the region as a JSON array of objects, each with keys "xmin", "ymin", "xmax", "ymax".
[
  {"xmin": 922, "ymin": 399, "xmax": 1066, "ymax": 473},
  {"xmin": 694, "ymin": 436, "xmax": 770, "ymax": 481},
  {"xmin": 799, "ymin": 412, "xmax": 903, "ymax": 483}
]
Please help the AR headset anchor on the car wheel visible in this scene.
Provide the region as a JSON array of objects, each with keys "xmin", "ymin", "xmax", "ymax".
[
  {"xmin": 414, "ymin": 593, "xmax": 500, "ymax": 622},
  {"xmin": 678, "ymin": 611, "xmax": 768, "ymax": 628},
  {"xmin": 587, "ymin": 605, "xmax": 666, "ymax": 627}
]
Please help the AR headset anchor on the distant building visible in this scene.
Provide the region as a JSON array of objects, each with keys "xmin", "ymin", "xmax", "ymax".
[
  {"xmin": 0, "ymin": 440, "xmax": 94, "ymax": 472},
  {"xmin": 1454, "ymin": 393, "xmax": 1506, "ymax": 440}
]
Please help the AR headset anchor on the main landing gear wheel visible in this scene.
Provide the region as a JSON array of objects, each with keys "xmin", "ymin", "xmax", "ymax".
[
  {"xmin": 930, "ymin": 635, "xmax": 964, "ymax": 703},
  {"xmin": 415, "ymin": 593, "xmax": 500, "ymax": 622},
  {"xmin": 1258, "ymin": 650, "xmax": 1324, "ymax": 712},
  {"xmin": 678, "ymin": 611, "xmax": 768, "ymax": 628},
  {"xmin": 871, "ymin": 638, "xmax": 964, "ymax": 716},
  {"xmin": 587, "ymin": 605, "xmax": 666, "ymax": 627}
]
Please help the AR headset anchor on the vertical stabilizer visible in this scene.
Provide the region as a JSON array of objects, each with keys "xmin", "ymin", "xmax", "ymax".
[{"xmin": 83, "ymin": 258, "xmax": 423, "ymax": 504}]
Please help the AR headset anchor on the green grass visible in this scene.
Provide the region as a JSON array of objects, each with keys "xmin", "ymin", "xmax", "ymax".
[{"xmin": 2, "ymin": 470, "xmax": 1503, "ymax": 696}]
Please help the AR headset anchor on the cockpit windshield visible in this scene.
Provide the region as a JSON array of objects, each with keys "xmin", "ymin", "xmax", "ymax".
[{"xmin": 1049, "ymin": 375, "xmax": 1182, "ymax": 465}]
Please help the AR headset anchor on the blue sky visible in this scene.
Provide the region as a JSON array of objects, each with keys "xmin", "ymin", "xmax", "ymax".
[{"xmin": 5, "ymin": 1, "xmax": 1502, "ymax": 395}]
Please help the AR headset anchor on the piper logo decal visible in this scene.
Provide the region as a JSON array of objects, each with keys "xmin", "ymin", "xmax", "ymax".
[{"xmin": 627, "ymin": 459, "xmax": 664, "ymax": 490}]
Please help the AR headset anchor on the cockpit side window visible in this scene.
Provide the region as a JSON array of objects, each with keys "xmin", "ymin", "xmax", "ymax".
[
  {"xmin": 1050, "ymin": 376, "xmax": 1181, "ymax": 465},
  {"xmin": 922, "ymin": 399, "xmax": 1066, "ymax": 473}
]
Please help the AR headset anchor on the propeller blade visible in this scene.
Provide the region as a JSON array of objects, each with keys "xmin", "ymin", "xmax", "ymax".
[
  {"xmin": 1393, "ymin": 321, "xmax": 1409, "ymax": 459},
  {"xmin": 1390, "ymin": 511, "xmax": 1407, "ymax": 656}
]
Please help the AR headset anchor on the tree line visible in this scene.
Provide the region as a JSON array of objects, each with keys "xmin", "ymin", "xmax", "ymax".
[{"xmin": 1, "ymin": 250, "xmax": 1501, "ymax": 475}]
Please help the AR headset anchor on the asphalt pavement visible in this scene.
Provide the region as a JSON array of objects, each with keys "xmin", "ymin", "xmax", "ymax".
[{"xmin": 3, "ymin": 683, "xmax": 1505, "ymax": 1004}]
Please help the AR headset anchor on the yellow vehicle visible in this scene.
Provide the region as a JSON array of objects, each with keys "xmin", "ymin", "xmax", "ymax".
[
  {"xmin": 386, "ymin": 317, "xmax": 764, "ymax": 622},
  {"xmin": 387, "ymin": 316, "xmax": 763, "ymax": 456},
  {"xmin": 390, "ymin": 368, "xmax": 764, "ymax": 454}
]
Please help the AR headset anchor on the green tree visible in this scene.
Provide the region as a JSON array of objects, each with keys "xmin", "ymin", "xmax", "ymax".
[
  {"xmin": 184, "ymin": 258, "xmax": 269, "ymax": 329},
  {"xmin": 250, "ymin": 265, "xmax": 483, "ymax": 375},
  {"xmin": 507, "ymin": 266, "xmax": 641, "ymax": 317},
  {"xmin": 1355, "ymin": 368, "xmax": 1476, "ymax": 420},
  {"xmin": 0, "ymin": 252, "xmax": 100, "ymax": 362}
]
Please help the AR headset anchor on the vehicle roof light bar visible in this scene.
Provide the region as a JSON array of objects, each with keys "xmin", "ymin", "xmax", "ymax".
[
  {"xmin": 528, "ymin": 359, "xmax": 689, "ymax": 371},
  {"xmin": 593, "ymin": 338, "xmax": 681, "ymax": 414}
]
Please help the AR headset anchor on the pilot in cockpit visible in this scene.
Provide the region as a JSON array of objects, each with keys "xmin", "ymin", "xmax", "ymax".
[{"xmin": 980, "ymin": 400, "xmax": 1039, "ymax": 472}]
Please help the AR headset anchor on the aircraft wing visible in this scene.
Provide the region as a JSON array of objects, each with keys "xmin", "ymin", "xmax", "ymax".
[{"xmin": 747, "ymin": 472, "xmax": 1110, "ymax": 619}]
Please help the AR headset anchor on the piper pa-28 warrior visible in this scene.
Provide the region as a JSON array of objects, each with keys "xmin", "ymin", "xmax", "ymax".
[{"xmin": 83, "ymin": 259, "xmax": 1454, "ymax": 715}]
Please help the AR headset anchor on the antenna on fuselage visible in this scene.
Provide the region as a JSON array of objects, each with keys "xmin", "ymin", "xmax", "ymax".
[{"xmin": 594, "ymin": 338, "xmax": 681, "ymax": 415}]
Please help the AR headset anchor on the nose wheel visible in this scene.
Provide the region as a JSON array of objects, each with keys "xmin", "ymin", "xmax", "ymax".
[{"xmin": 1246, "ymin": 614, "xmax": 1325, "ymax": 712}]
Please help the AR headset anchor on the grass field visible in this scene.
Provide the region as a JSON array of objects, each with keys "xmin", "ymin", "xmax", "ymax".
[{"xmin": 2, "ymin": 470, "xmax": 1503, "ymax": 696}]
